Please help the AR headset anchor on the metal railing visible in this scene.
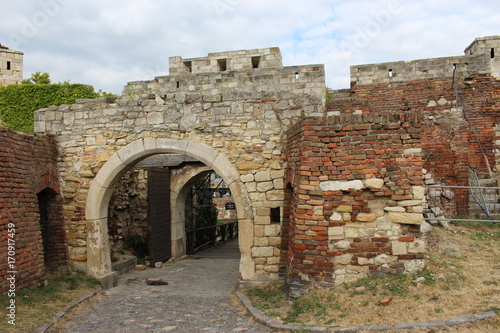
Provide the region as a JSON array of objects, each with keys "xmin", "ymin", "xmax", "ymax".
[
  {"xmin": 424, "ymin": 184, "xmax": 500, "ymax": 223},
  {"xmin": 188, "ymin": 220, "xmax": 239, "ymax": 253}
]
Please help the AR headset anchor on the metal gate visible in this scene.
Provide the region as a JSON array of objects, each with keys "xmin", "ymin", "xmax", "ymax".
[
  {"xmin": 185, "ymin": 173, "xmax": 238, "ymax": 254},
  {"xmin": 147, "ymin": 167, "xmax": 172, "ymax": 266},
  {"xmin": 186, "ymin": 173, "xmax": 218, "ymax": 253}
]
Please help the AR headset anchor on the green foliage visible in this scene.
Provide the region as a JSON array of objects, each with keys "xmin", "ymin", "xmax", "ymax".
[
  {"xmin": 22, "ymin": 71, "xmax": 51, "ymax": 84},
  {"xmin": 451, "ymin": 219, "xmax": 500, "ymax": 230},
  {"xmin": 246, "ymin": 281, "xmax": 285, "ymax": 310},
  {"xmin": 0, "ymin": 71, "xmax": 117, "ymax": 133},
  {"xmin": 0, "ymin": 269, "xmax": 99, "ymax": 308},
  {"xmin": 0, "ymin": 82, "xmax": 100, "ymax": 132}
]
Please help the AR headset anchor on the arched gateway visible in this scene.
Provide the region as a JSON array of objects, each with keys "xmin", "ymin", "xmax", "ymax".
[
  {"xmin": 34, "ymin": 47, "xmax": 326, "ymax": 287},
  {"xmin": 85, "ymin": 138, "xmax": 254, "ymax": 283},
  {"xmin": 30, "ymin": 38, "xmax": 500, "ymax": 297}
]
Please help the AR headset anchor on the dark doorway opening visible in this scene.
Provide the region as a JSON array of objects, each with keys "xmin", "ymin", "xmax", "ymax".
[{"xmin": 37, "ymin": 188, "xmax": 69, "ymax": 270}]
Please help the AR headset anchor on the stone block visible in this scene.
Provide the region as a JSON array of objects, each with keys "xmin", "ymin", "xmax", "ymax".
[
  {"xmin": 328, "ymin": 226, "xmax": 344, "ymax": 237},
  {"xmin": 404, "ymin": 259, "xmax": 426, "ymax": 272},
  {"xmin": 237, "ymin": 161, "xmax": 263, "ymax": 171},
  {"xmin": 345, "ymin": 228, "xmax": 359, "ymax": 238},
  {"xmin": 266, "ymin": 190, "xmax": 284, "ymax": 201},
  {"xmin": 264, "ymin": 224, "xmax": 281, "ymax": 236},
  {"xmin": 334, "ymin": 240, "xmax": 351, "ymax": 250},
  {"xmin": 333, "ymin": 254, "xmax": 352, "ymax": 265},
  {"xmin": 397, "ymin": 200, "xmax": 423, "ymax": 207},
  {"xmin": 364, "ymin": 178, "xmax": 384, "ymax": 189},
  {"xmin": 186, "ymin": 141, "xmax": 218, "ymax": 166},
  {"xmin": 240, "ymin": 174, "xmax": 254, "ymax": 182},
  {"xmin": 212, "ymin": 153, "xmax": 240, "ymax": 185},
  {"xmin": 254, "ymin": 215, "xmax": 270, "ymax": 225},
  {"xmin": 391, "ymin": 241, "xmax": 407, "ymax": 255},
  {"xmin": 412, "ymin": 186, "xmax": 425, "ymax": 200},
  {"xmin": 254, "ymin": 170, "xmax": 271, "ymax": 182},
  {"xmin": 408, "ymin": 240, "xmax": 426, "ymax": 253},
  {"xmin": 388, "ymin": 212, "xmax": 423, "ymax": 225},
  {"xmin": 256, "ymin": 181, "xmax": 274, "ymax": 192},
  {"xmin": 336, "ymin": 205, "xmax": 353, "ymax": 212},
  {"xmin": 330, "ymin": 212, "xmax": 342, "ymax": 221},
  {"xmin": 384, "ymin": 206, "xmax": 406, "ymax": 212},
  {"xmin": 254, "ymin": 237, "xmax": 269, "ymax": 247},
  {"xmin": 356, "ymin": 213, "xmax": 376, "ymax": 222},
  {"xmin": 251, "ymin": 246, "xmax": 274, "ymax": 257},
  {"xmin": 320, "ymin": 180, "xmax": 364, "ymax": 192}
]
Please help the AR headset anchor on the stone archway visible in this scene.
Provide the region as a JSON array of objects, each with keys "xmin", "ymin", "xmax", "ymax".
[{"xmin": 85, "ymin": 138, "xmax": 254, "ymax": 284}]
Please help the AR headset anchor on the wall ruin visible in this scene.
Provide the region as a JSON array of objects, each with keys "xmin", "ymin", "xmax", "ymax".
[
  {"xmin": 283, "ymin": 113, "xmax": 425, "ymax": 297},
  {"xmin": 0, "ymin": 127, "xmax": 68, "ymax": 293},
  {"xmin": 24, "ymin": 36, "xmax": 499, "ymax": 296},
  {"xmin": 34, "ymin": 47, "xmax": 325, "ymax": 284}
]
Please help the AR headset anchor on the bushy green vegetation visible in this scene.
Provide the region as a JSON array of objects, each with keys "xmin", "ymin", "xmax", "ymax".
[{"xmin": 0, "ymin": 72, "xmax": 114, "ymax": 132}]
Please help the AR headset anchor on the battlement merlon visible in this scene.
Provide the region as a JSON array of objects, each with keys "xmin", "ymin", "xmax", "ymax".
[
  {"xmin": 351, "ymin": 36, "xmax": 500, "ymax": 86},
  {"xmin": 169, "ymin": 47, "xmax": 283, "ymax": 75}
]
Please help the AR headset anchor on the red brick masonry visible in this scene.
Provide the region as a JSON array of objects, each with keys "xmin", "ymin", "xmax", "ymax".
[{"xmin": 0, "ymin": 127, "xmax": 68, "ymax": 293}]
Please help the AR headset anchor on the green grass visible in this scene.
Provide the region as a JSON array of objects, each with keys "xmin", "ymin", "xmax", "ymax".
[
  {"xmin": 245, "ymin": 281, "xmax": 284, "ymax": 310},
  {"xmin": 0, "ymin": 269, "xmax": 100, "ymax": 332}
]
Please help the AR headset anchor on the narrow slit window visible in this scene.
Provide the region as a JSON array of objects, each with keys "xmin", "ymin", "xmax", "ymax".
[
  {"xmin": 388, "ymin": 69, "xmax": 393, "ymax": 77},
  {"xmin": 218, "ymin": 59, "xmax": 227, "ymax": 71},
  {"xmin": 491, "ymin": 48, "xmax": 495, "ymax": 59},
  {"xmin": 184, "ymin": 61, "xmax": 192, "ymax": 73},
  {"xmin": 295, "ymin": 72, "xmax": 299, "ymax": 80},
  {"xmin": 270, "ymin": 207, "xmax": 281, "ymax": 224},
  {"xmin": 176, "ymin": 81, "xmax": 180, "ymax": 88},
  {"xmin": 6, "ymin": 61, "xmax": 11, "ymax": 70},
  {"xmin": 251, "ymin": 56, "xmax": 261, "ymax": 69}
]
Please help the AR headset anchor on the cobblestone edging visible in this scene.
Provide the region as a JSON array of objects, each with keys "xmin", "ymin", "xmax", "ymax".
[
  {"xmin": 235, "ymin": 292, "xmax": 498, "ymax": 332},
  {"xmin": 35, "ymin": 289, "xmax": 101, "ymax": 333}
]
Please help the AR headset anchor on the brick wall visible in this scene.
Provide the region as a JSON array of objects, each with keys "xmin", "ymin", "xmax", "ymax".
[
  {"xmin": 283, "ymin": 112, "xmax": 425, "ymax": 297},
  {"xmin": 0, "ymin": 127, "xmax": 68, "ymax": 293},
  {"xmin": 328, "ymin": 74, "xmax": 500, "ymax": 187}
]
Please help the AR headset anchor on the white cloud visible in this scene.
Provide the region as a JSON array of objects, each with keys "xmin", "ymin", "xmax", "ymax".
[{"xmin": 0, "ymin": 0, "xmax": 498, "ymax": 93}]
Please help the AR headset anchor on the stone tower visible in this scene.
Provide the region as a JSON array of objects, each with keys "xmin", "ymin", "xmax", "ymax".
[
  {"xmin": 464, "ymin": 35, "xmax": 500, "ymax": 78},
  {"xmin": 0, "ymin": 44, "xmax": 23, "ymax": 86}
]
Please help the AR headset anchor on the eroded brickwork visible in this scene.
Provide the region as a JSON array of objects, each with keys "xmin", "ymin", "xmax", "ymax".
[
  {"xmin": 0, "ymin": 127, "xmax": 67, "ymax": 293},
  {"xmin": 283, "ymin": 113, "xmax": 425, "ymax": 297}
]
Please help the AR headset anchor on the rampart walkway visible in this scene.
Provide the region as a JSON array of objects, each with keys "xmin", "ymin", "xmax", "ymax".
[{"xmin": 50, "ymin": 239, "xmax": 272, "ymax": 332}]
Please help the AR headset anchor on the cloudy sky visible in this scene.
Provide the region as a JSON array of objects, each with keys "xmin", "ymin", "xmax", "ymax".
[{"xmin": 0, "ymin": 0, "xmax": 498, "ymax": 94}]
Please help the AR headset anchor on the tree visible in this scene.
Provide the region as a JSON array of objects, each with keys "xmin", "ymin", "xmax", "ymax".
[{"xmin": 22, "ymin": 71, "xmax": 51, "ymax": 84}]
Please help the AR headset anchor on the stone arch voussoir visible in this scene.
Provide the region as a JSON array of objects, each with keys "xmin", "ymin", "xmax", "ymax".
[{"xmin": 85, "ymin": 137, "xmax": 253, "ymax": 280}]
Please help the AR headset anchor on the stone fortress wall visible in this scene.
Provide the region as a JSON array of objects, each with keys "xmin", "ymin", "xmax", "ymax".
[
  {"xmin": 2, "ymin": 35, "xmax": 496, "ymax": 295},
  {"xmin": 34, "ymin": 47, "xmax": 325, "ymax": 283},
  {"xmin": 350, "ymin": 36, "xmax": 499, "ymax": 86}
]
